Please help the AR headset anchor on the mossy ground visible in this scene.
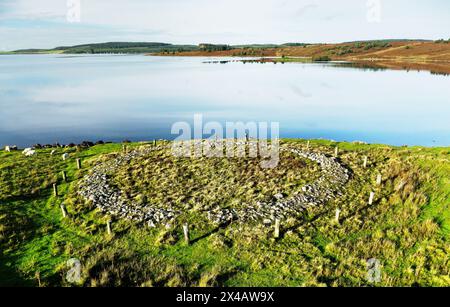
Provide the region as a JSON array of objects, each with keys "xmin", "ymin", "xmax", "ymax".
[
  {"xmin": 0, "ymin": 140, "xmax": 449, "ymax": 287},
  {"xmin": 111, "ymin": 148, "xmax": 320, "ymax": 212}
]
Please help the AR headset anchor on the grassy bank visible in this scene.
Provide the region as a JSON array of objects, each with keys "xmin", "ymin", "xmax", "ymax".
[{"xmin": 0, "ymin": 140, "xmax": 449, "ymax": 286}]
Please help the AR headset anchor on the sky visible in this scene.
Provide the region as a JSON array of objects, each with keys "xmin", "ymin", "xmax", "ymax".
[{"xmin": 1, "ymin": 0, "xmax": 449, "ymax": 50}]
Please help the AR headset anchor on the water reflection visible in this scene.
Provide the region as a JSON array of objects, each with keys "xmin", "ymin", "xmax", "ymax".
[{"xmin": 0, "ymin": 54, "xmax": 449, "ymax": 147}]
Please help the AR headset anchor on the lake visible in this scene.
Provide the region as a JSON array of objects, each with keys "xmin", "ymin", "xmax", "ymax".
[{"xmin": 1, "ymin": 54, "xmax": 449, "ymax": 148}]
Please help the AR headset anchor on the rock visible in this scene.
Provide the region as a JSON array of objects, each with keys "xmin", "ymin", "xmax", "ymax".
[
  {"xmin": 274, "ymin": 193, "xmax": 284, "ymax": 200},
  {"xmin": 5, "ymin": 145, "xmax": 18, "ymax": 152},
  {"xmin": 22, "ymin": 148, "xmax": 36, "ymax": 157},
  {"xmin": 80, "ymin": 141, "xmax": 94, "ymax": 148},
  {"xmin": 263, "ymin": 219, "xmax": 272, "ymax": 225}
]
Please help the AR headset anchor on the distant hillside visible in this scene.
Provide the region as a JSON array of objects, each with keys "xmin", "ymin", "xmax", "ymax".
[
  {"xmin": 149, "ymin": 39, "xmax": 450, "ymax": 74},
  {"xmin": 13, "ymin": 42, "xmax": 199, "ymax": 54},
  {"xmin": 13, "ymin": 42, "xmax": 292, "ymax": 54},
  {"xmin": 344, "ymin": 39, "xmax": 433, "ymax": 44},
  {"xmin": 9, "ymin": 40, "xmax": 450, "ymax": 63}
]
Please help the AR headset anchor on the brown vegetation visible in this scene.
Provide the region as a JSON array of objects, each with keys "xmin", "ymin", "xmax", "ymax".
[{"xmin": 154, "ymin": 40, "xmax": 450, "ymax": 74}]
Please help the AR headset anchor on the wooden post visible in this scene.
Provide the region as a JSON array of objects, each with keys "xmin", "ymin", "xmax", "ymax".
[
  {"xmin": 53, "ymin": 183, "xmax": 58, "ymax": 197},
  {"xmin": 334, "ymin": 146, "xmax": 339, "ymax": 157},
  {"xmin": 62, "ymin": 171, "xmax": 67, "ymax": 182},
  {"xmin": 369, "ymin": 192, "xmax": 375, "ymax": 205},
  {"xmin": 335, "ymin": 209, "xmax": 341, "ymax": 224},
  {"xmin": 76, "ymin": 158, "xmax": 81, "ymax": 169},
  {"xmin": 306, "ymin": 140, "xmax": 310, "ymax": 150},
  {"xmin": 376, "ymin": 174, "xmax": 382, "ymax": 186},
  {"xmin": 183, "ymin": 223, "xmax": 190, "ymax": 244},
  {"xmin": 363, "ymin": 156, "xmax": 368, "ymax": 168},
  {"xmin": 60, "ymin": 204, "xmax": 67, "ymax": 218},
  {"xmin": 274, "ymin": 219, "xmax": 280, "ymax": 238},
  {"xmin": 153, "ymin": 140, "xmax": 157, "ymax": 147},
  {"xmin": 106, "ymin": 220, "xmax": 112, "ymax": 235}
]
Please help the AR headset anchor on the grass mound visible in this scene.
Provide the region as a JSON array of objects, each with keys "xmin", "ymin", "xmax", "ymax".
[
  {"xmin": 0, "ymin": 140, "xmax": 449, "ymax": 287},
  {"xmin": 111, "ymin": 148, "xmax": 321, "ymax": 212}
]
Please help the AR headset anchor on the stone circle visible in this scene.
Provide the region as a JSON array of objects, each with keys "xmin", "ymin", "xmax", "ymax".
[{"xmin": 78, "ymin": 141, "xmax": 350, "ymax": 226}]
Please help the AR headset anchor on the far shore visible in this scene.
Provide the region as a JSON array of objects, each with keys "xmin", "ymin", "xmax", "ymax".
[
  {"xmin": 4, "ymin": 40, "xmax": 450, "ymax": 74},
  {"xmin": 151, "ymin": 40, "xmax": 450, "ymax": 75}
]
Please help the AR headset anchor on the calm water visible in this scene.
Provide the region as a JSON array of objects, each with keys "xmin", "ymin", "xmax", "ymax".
[{"xmin": 1, "ymin": 54, "xmax": 449, "ymax": 148}]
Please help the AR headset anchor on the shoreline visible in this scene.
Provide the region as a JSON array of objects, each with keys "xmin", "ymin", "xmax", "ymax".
[
  {"xmin": 151, "ymin": 40, "xmax": 450, "ymax": 74},
  {"xmin": 2, "ymin": 138, "xmax": 449, "ymax": 152},
  {"xmin": 4, "ymin": 40, "xmax": 450, "ymax": 75}
]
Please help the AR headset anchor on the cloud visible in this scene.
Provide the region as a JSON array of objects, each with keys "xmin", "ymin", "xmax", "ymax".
[
  {"xmin": 294, "ymin": 3, "xmax": 319, "ymax": 18},
  {"xmin": 0, "ymin": 0, "xmax": 66, "ymax": 21},
  {"xmin": 1, "ymin": 0, "xmax": 450, "ymax": 50}
]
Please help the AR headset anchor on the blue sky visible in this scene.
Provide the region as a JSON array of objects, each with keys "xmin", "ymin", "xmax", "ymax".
[{"xmin": 1, "ymin": 0, "xmax": 449, "ymax": 50}]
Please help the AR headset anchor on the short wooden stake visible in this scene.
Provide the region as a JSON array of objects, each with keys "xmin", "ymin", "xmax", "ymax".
[
  {"xmin": 60, "ymin": 204, "xmax": 67, "ymax": 218},
  {"xmin": 376, "ymin": 174, "xmax": 382, "ymax": 186},
  {"xmin": 335, "ymin": 209, "xmax": 341, "ymax": 224},
  {"xmin": 106, "ymin": 220, "xmax": 112, "ymax": 235},
  {"xmin": 334, "ymin": 146, "xmax": 339, "ymax": 157},
  {"xmin": 183, "ymin": 223, "xmax": 190, "ymax": 244},
  {"xmin": 369, "ymin": 192, "xmax": 375, "ymax": 205},
  {"xmin": 274, "ymin": 219, "xmax": 280, "ymax": 238},
  {"xmin": 76, "ymin": 158, "xmax": 81, "ymax": 169},
  {"xmin": 53, "ymin": 183, "xmax": 58, "ymax": 197},
  {"xmin": 62, "ymin": 171, "xmax": 67, "ymax": 182},
  {"xmin": 153, "ymin": 140, "xmax": 157, "ymax": 147},
  {"xmin": 306, "ymin": 140, "xmax": 310, "ymax": 150},
  {"xmin": 363, "ymin": 156, "xmax": 368, "ymax": 168}
]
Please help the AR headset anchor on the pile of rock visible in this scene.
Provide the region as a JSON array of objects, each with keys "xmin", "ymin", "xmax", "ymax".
[
  {"xmin": 22, "ymin": 148, "xmax": 36, "ymax": 157},
  {"xmin": 4, "ymin": 145, "xmax": 18, "ymax": 152},
  {"xmin": 32, "ymin": 140, "xmax": 107, "ymax": 150}
]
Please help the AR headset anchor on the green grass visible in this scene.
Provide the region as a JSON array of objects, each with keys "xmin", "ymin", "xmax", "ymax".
[
  {"xmin": 111, "ymin": 148, "xmax": 320, "ymax": 212},
  {"xmin": 0, "ymin": 140, "xmax": 449, "ymax": 287},
  {"xmin": 273, "ymin": 57, "xmax": 312, "ymax": 63}
]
